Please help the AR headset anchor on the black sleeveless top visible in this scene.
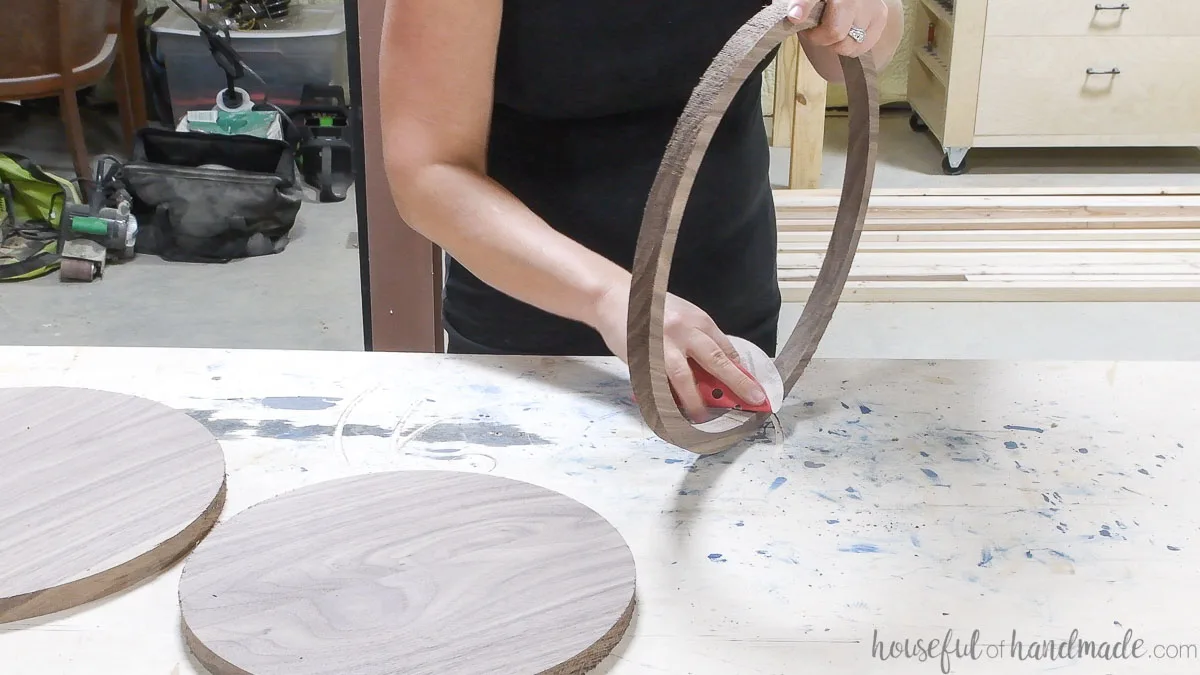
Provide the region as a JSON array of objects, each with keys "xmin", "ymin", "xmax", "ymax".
[{"xmin": 443, "ymin": 0, "xmax": 780, "ymax": 356}]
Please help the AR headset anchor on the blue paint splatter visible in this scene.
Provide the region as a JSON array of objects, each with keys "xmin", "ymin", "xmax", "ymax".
[
  {"xmin": 756, "ymin": 549, "xmax": 771, "ymax": 557},
  {"xmin": 859, "ymin": 405, "xmax": 873, "ymax": 414},
  {"xmin": 827, "ymin": 429, "xmax": 850, "ymax": 438},
  {"xmin": 840, "ymin": 544, "xmax": 880, "ymax": 553},
  {"xmin": 735, "ymin": 520, "xmax": 745, "ymax": 527},
  {"xmin": 804, "ymin": 401, "xmax": 815, "ymax": 407},
  {"xmin": 469, "ymin": 383, "xmax": 502, "ymax": 395},
  {"xmin": 1168, "ymin": 546, "xmax": 1181, "ymax": 551},
  {"xmin": 1049, "ymin": 550, "xmax": 1074, "ymax": 561},
  {"xmin": 1025, "ymin": 551, "xmax": 1034, "ymax": 559},
  {"xmin": 845, "ymin": 487, "xmax": 862, "ymax": 500},
  {"xmin": 804, "ymin": 461, "xmax": 826, "ymax": 469},
  {"xmin": 841, "ymin": 402, "xmax": 850, "ymax": 409},
  {"xmin": 260, "ymin": 396, "xmax": 340, "ymax": 410},
  {"xmin": 1100, "ymin": 525, "xmax": 1111, "ymax": 537},
  {"xmin": 911, "ymin": 533, "xmax": 921, "ymax": 547},
  {"xmin": 827, "ymin": 519, "xmax": 840, "ymax": 525},
  {"xmin": 768, "ymin": 477, "xmax": 788, "ymax": 491},
  {"xmin": 664, "ymin": 458, "xmax": 685, "ymax": 464},
  {"xmin": 1004, "ymin": 441, "xmax": 1019, "ymax": 449},
  {"xmin": 1004, "ymin": 424, "xmax": 1045, "ymax": 433},
  {"xmin": 813, "ymin": 491, "xmax": 837, "ymax": 503},
  {"xmin": 707, "ymin": 553, "xmax": 726, "ymax": 563},
  {"xmin": 921, "ymin": 468, "xmax": 939, "ymax": 482},
  {"xmin": 1138, "ymin": 468, "xmax": 1150, "ymax": 475},
  {"xmin": 978, "ymin": 548, "xmax": 994, "ymax": 567},
  {"xmin": 1078, "ymin": 448, "xmax": 1089, "ymax": 454},
  {"xmin": 595, "ymin": 465, "xmax": 616, "ymax": 470},
  {"xmin": 919, "ymin": 451, "xmax": 930, "ymax": 457},
  {"xmin": 678, "ymin": 489, "xmax": 701, "ymax": 496}
]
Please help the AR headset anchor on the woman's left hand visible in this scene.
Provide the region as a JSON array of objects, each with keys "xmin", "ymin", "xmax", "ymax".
[{"xmin": 786, "ymin": 0, "xmax": 891, "ymax": 58}]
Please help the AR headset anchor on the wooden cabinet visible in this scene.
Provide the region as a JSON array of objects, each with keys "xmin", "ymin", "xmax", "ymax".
[{"xmin": 906, "ymin": 0, "xmax": 1200, "ymax": 174}]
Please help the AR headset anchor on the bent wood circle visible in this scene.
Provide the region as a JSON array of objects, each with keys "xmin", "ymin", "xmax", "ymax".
[
  {"xmin": 0, "ymin": 386, "xmax": 227, "ymax": 623},
  {"xmin": 178, "ymin": 470, "xmax": 637, "ymax": 675},
  {"xmin": 628, "ymin": 0, "xmax": 879, "ymax": 454}
]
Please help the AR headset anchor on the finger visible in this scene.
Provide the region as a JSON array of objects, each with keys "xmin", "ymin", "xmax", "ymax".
[
  {"xmin": 706, "ymin": 328, "xmax": 743, "ymax": 366},
  {"xmin": 831, "ymin": 17, "xmax": 877, "ymax": 57},
  {"xmin": 786, "ymin": 0, "xmax": 817, "ymax": 24},
  {"xmin": 689, "ymin": 334, "xmax": 767, "ymax": 408},
  {"xmin": 665, "ymin": 350, "xmax": 709, "ymax": 422},
  {"xmin": 807, "ymin": 0, "xmax": 854, "ymax": 46}
]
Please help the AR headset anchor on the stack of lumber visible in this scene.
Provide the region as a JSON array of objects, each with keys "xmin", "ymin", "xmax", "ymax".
[{"xmin": 774, "ymin": 187, "xmax": 1200, "ymax": 301}]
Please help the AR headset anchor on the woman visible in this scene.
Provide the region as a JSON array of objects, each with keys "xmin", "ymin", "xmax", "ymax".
[{"xmin": 379, "ymin": 0, "xmax": 902, "ymax": 421}]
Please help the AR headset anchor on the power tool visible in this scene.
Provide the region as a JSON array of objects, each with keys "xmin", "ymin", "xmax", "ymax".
[{"xmin": 57, "ymin": 157, "xmax": 138, "ymax": 282}]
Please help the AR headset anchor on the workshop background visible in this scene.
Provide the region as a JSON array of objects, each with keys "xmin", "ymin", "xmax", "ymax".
[{"xmin": 1, "ymin": 0, "xmax": 1198, "ymax": 360}]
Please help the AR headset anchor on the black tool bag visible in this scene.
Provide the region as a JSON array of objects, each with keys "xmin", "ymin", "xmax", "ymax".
[{"xmin": 121, "ymin": 128, "xmax": 303, "ymax": 263}]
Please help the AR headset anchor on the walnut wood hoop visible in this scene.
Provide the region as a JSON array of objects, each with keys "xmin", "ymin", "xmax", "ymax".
[{"xmin": 627, "ymin": 0, "xmax": 879, "ymax": 454}]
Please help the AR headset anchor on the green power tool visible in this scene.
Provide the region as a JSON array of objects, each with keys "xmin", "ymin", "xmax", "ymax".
[{"xmin": 58, "ymin": 197, "xmax": 138, "ymax": 282}]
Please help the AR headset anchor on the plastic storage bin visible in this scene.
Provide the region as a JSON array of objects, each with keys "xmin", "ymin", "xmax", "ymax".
[{"xmin": 150, "ymin": 5, "xmax": 348, "ymax": 122}]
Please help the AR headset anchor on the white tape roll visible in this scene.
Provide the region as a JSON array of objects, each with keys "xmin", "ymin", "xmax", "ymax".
[{"xmin": 214, "ymin": 87, "xmax": 253, "ymax": 113}]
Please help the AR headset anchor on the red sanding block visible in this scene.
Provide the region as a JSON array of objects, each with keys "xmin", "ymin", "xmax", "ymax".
[{"xmin": 689, "ymin": 360, "xmax": 774, "ymax": 413}]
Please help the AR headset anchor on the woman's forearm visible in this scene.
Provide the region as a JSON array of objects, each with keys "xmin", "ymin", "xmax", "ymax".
[{"xmin": 387, "ymin": 161, "xmax": 628, "ymax": 330}]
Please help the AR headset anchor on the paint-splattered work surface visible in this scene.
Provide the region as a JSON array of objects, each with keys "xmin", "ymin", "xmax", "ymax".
[{"xmin": 1, "ymin": 347, "xmax": 1197, "ymax": 675}]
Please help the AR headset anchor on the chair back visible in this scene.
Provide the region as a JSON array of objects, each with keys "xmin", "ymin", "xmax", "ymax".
[{"xmin": 0, "ymin": 0, "xmax": 116, "ymax": 82}]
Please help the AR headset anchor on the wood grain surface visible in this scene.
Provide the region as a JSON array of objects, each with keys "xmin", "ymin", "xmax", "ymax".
[
  {"xmin": 0, "ymin": 386, "xmax": 226, "ymax": 623},
  {"xmin": 628, "ymin": 0, "xmax": 879, "ymax": 454},
  {"xmin": 178, "ymin": 470, "xmax": 637, "ymax": 675}
]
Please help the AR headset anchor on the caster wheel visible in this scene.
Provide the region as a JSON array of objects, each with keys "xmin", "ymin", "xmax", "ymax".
[
  {"xmin": 941, "ymin": 154, "xmax": 968, "ymax": 176},
  {"xmin": 909, "ymin": 112, "xmax": 928, "ymax": 132},
  {"xmin": 60, "ymin": 259, "xmax": 96, "ymax": 281}
]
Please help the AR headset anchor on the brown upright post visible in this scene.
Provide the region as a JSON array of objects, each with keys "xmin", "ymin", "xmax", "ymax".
[{"xmin": 347, "ymin": 0, "xmax": 444, "ymax": 352}]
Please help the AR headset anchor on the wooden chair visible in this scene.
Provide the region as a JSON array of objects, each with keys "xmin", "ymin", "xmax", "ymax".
[{"xmin": 0, "ymin": 0, "xmax": 147, "ymax": 183}]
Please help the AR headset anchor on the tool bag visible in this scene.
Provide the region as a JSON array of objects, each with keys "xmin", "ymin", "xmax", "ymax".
[
  {"xmin": 0, "ymin": 153, "xmax": 81, "ymax": 281},
  {"xmin": 120, "ymin": 128, "xmax": 303, "ymax": 263}
]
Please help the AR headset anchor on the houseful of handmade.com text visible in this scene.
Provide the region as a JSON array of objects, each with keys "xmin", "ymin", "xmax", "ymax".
[{"xmin": 872, "ymin": 628, "xmax": 1198, "ymax": 673}]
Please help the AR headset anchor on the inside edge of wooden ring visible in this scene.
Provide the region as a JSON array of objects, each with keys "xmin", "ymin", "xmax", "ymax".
[{"xmin": 628, "ymin": 9, "xmax": 876, "ymax": 454}]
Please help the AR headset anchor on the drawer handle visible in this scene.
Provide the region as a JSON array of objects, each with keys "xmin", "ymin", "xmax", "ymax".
[
  {"xmin": 1087, "ymin": 67, "xmax": 1121, "ymax": 75},
  {"xmin": 1094, "ymin": 3, "xmax": 1130, "ymax": 9}
]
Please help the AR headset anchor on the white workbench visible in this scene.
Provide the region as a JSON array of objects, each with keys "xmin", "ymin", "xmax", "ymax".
[{"xmin": 1, "ymin": 346, "xmax": 1198, "ymax": 674}]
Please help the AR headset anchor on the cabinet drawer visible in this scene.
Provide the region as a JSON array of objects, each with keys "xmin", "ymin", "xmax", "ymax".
[
  {"xmin": 985, "ymin": 0, "xmax": 1200, "ymax": 37},
  {"xmin": 974, "ymin": 37, "xmax": 1200, "ymax": 137}
]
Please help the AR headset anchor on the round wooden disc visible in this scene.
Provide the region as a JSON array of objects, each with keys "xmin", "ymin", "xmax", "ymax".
[
  {"xmin": 0, "ymin": 386, "xmax": 227, "ymax": 623},
  {"xmin": 179, "ymin": 470, "xmax": 637, "ymax": 675}
]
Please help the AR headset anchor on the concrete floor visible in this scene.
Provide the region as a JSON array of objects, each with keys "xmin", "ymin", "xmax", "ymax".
[{"xmin": 2, "ymin": 104, "xmax": 1199, "ymax": 360}]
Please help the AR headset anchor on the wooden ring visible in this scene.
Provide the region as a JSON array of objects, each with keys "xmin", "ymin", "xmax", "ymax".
[{"xmin": 627, "ymin": 0, "xmax": 879, "ymax": 454}]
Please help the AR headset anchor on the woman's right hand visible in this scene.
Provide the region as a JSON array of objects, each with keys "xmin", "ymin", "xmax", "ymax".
[{"xmin": 589, "ymin": 281, "xmax": 768, "ymax": 423}]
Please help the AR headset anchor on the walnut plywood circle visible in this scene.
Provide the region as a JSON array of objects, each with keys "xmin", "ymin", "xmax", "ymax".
[
  {"xmin": 628, "ymin": 0, "xmax": 879, "ymax": 454},
  {"xmin": 0, "ymin": 386, "xmax": 227, "ymax": 623},
  {"xmin": 178, "ymin": 470, "xmax": 637, "ymax": 675}
]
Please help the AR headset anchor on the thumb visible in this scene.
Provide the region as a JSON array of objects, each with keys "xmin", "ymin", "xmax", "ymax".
[{"xmin": 787, "ymin": 0, "xmax": 815, "ymax": 22}]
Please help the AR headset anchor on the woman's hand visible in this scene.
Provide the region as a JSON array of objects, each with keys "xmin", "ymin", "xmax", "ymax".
[
  {"xmin": 589, "ymin": 282, "xmax": 768, "ymax": 423},
  {"xmin": 787, "ymin": 0, "xmax": 891, "ymax": 58}
]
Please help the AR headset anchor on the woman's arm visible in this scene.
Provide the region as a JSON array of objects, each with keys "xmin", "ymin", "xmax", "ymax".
[
  {"xmin": 378, "ymin": 0, "xmax": 768, "ymax": 419},
  {"xmin": 790, "ymin": 0, "xmax": 906, "ymax": 83},
  {"xmin": 379, "ymin": 0, "xmax": 627, "ymax": 331}
]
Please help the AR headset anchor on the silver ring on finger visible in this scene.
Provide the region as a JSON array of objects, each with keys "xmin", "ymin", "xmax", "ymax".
[{"xmin": 847, "ymin": 25, "xmax": 867, "ymax": 43}]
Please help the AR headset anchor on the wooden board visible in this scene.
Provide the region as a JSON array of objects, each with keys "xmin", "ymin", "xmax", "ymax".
[
  {"xmin": 178, "ymin": 470, "xmax": 637, "ymax": 675},
  {"xmin": 772, "ymin": 188, "xmax": 1200, "ymax": 301},
  {"xmin": 774, "ymin": 192, "xmax": 1200, "ymax": 225},
  {"xmin": 0, "ymin": 387, "xmax": 226, "ymax": 623}
]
